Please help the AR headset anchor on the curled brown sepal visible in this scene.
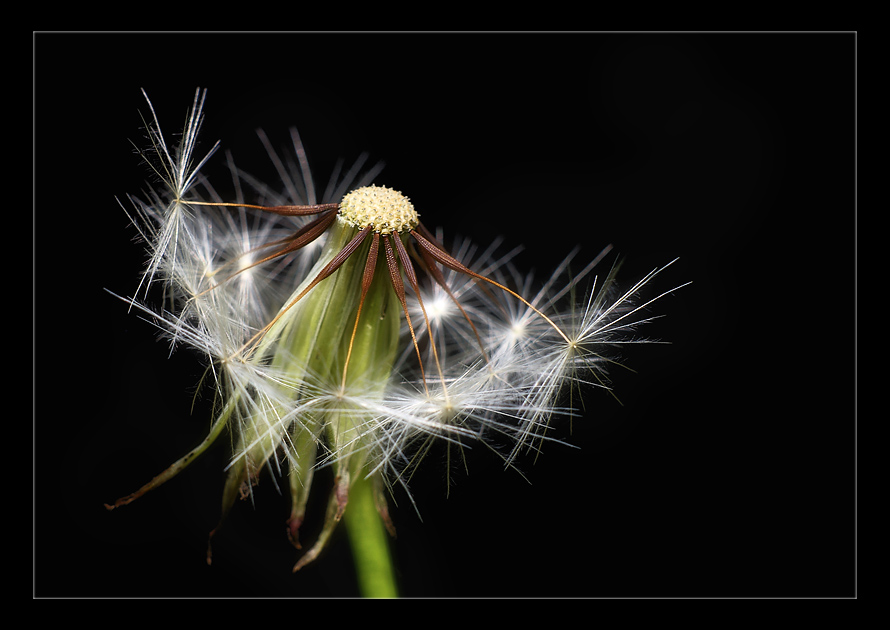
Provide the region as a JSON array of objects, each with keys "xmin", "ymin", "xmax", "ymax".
[
  {"xmin": 291, "ymin": 473, "xmax": 352, "ymax": 572},
  {"xmin": 286, "ymin": 515, "xmax": 304, "ymax": 550}
]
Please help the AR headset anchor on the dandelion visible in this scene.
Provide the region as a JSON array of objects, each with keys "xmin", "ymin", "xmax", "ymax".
[{"xmin": 106, "ymin": 88, "xmax": 688, "ymax": 596}]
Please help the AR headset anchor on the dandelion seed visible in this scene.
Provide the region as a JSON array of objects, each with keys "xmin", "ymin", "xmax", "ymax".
[{"xmin": 106, "ymin": 89, "xmax": 687, "ymax": 594}]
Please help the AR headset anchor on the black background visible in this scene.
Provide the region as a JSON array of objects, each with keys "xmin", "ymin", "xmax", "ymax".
[{"xmin": 34, "ymin": 32, "xmax": 855, "ymax": 598}]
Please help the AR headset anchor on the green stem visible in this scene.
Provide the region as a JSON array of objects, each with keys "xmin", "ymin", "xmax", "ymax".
[{"xmin": 344, "ymin": 473, "xmax": 398, "ymax": 598}]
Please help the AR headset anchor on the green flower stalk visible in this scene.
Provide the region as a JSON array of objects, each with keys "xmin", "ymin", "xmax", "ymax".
[{"xmin": 106, "ymin": 89, "xmax": 686, "ymax": 595}]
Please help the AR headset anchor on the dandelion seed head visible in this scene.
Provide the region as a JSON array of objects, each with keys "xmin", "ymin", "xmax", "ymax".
[
  {"xmin": 107, "ymin": 89, "xmax": 687, "ymax": 576},
  {"xmin": 338, "ymin": 184, "xmax": 418, "ymax": 234}
]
